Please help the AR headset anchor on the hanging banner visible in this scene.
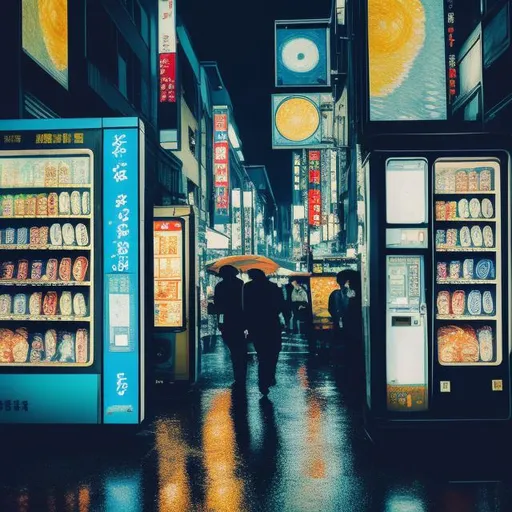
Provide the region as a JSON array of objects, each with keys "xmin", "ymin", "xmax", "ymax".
[
  {"xmin": 158, "ymin": 0, "xmax": 176, "ymax": 103},
  {"xmin": 213, "ymin": 106, "xmax": 230, "ymax": 225},
  {"xmin": 292, "ymin": 151, "xmax": 302, "ymax": 205},
  {"xmin": 446, "ymin": 0, "xmax": 457, "ymax": 103},
  {"xmin": 308, "ymin": 150, "xmax": 321, "ymax": 227}
]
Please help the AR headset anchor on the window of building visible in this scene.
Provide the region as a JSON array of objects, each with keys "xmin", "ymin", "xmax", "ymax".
[
  {"xmin": 87, "ymin": 3, "xmax": 118, "ymax": 83},
  {"xmin": 188, "ymin": 127, "xmax": 196, "ymax": 155},
  {"xmin": 135, "ymin": 2, "xmax": 150, "ymax": 45}
]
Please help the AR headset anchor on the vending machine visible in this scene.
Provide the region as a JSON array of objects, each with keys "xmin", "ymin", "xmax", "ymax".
[
  {"xmin": 361, "ymin": 134, "xmax": 511, "ymax": 435},
  {"xmin": 0, "ymin": 118, "xmax": 145, "ymax": 424},
  {"xmin": 152, "ymin": 206, "xmax": 200, "ymax": 391}
]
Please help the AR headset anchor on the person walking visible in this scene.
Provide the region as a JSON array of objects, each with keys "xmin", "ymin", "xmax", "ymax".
[
  {"xmin": 214, "ymin": 265, "xmax": 247, "ymax": 388},
  {"xmin": 328, "ymin": 270, "xmax": 363, "ymax": 374},
  {"xmin": 243, "ymin": 269, "xmax": 285, "ymax": 397},
  {"xmin": 290, "ymin": 279, "xmax": 309, "ymax": 335}
]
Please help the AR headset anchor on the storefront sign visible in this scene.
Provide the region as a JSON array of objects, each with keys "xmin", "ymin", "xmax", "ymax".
[
  {"xmin": 158, "ymin": 0, "xmax": 176, "ymax": 103},
  {"xmin": 308, "ymin": 150, "xmax": 321, "ymax": 227},
  {"xmin": 103, "ymin": 128, "xmax": 140, "ymax": 424},
  {"xmin": 446, "ymin": 0, "xmax": 457, "ymax": 102},
  {"xmin": 154, "ymin": 220, "xmax": 184, "ymax": 328},
  {"xmin": 213, "ymin": 107, "xmax": 230, "ymax": 224}
]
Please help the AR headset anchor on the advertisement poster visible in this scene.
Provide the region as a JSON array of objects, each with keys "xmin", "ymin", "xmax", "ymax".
[
  {"xmin": 103, "ymin": 127, "xmax": 140, "ymax": 424},
  {"xmin": 310, "ymin": 276, "xmax": 338, "ymax": 329},
  {"xmin": 367, "ymin": 0, "xmax": 447, "ymax": 121},
  {"xmin": 213, "ymin": 107, "xmax": 230, "ymax": 224},
  {"xmin": 22, "ymin": 0, "xmax": 68, "ymax": 89},
  {"xmin": 154, "ymin": 220, "xmax": 184, "ymax": 328},
  {"xmin": 275, "ymin": 25, "xmax": 330, "ymax": 87}
]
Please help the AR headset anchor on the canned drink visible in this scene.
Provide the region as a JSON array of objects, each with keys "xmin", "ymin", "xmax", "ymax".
[
  {"xmin": 31, "ymin": 260, "xmax": 43, "ymax": 280},
  {"xmin": 13, "ymin": 294, "xmax": 27, "ymax": 315},
  {"xmin": 449, "ymin": 261, "xmax": 461, "ymax": 280},
  {"xmin": 2, "ymin": 195, "xmax": 14, "ymax": 217},
  {"xmin": 436, "ymin": 262, "xmax": 447, "ymax": 281},
  {"xmin": 5, "ymin": 227, "xmax": 16, "ymax": 245},
  {"xmin": 1, "ymin": 261, "xmax": 15, "ymax": 280},
  {"xmin": 36, "ymin": 193, "xmax": 48, "ymax": 217},
  {"xmin": 39, "ymin": 226, "xmax": 49, "ymax": 247},
  {"xmin": 29, "ymin": 292, "xmax": 42, "ymax": 316},
  {"xmin": 47, "ymin": 193, "xmax": 58, "ymax": 216},
  {"xmin": 29, "ymin": 226, "xmax": 40, "ymax": 246},
  {"xmin": 14, "ymin": 195, "xmax": 25, "ymax": 216},
  {"xmin": 59, "ymin": 257, "xmax": 72, "ymax": 281},
  {"xmin": 25, "ymin": 194, "xmax": 37, "ymax": 216},
  {"xmin": 45, "ymin": 258, "xmax": 58, "ymax": 281},
  {"xmin": 17, "ymin": 260, "xmax": 28, "ymax": 281},
  {"xmin": 0, "ymin": 294, "xmax": 12, "ymax": 315},
  {"xmin": 17, "ymin": 227, "xmax": 28, "ymax": 245}
]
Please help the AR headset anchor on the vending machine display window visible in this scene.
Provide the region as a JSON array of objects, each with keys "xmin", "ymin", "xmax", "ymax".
[
  {"xmin": 433, "ymin": 159, "xmax": 502, "ymax": 366},
  {"xmin": 0, "ymin": 152, "xmax": 94, "ymax": 367},
  {"xmin": 385, "ymin": 158, "xmax": 428, "ymax": 225}
]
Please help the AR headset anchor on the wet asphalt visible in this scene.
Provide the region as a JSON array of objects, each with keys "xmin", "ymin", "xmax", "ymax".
[{"xmin": 1, "ymin": 336, "xmax": 512, "ymax": 511}]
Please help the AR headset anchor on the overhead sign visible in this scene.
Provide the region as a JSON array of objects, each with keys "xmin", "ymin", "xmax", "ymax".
[
  {"xmin": 213, "ymin": 106, "xmax": 230, "ymax": 224},
  {"xmin": 272, "ymin": 93, "xmax": 333, "ymax": 149},
  {"xmin": 367, "ymin": 0, "xmax": 447, "ymax": 121},
  {"xmin": 308, "ymin": 150, "xmax": 321, "ymax": 227},
  {"xmin": 275, "ymin": 21, "xmax": 330, "ymax": 87}
]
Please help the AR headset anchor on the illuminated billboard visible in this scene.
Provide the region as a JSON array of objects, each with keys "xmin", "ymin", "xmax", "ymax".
[
  {"xmin": 272, "ymin": 93, "xmax": 333, "ymax": 149},
  {"xmin": 213, "ymin": 106, "xmax": 230, "ymax": 224},
  {"xmin": 275, "ymin": 22, "xmax": 330, "ymax": 87},
  {"xmin": 308, "ymin": 150, "xmax": 321, "ymax": 227},
  {"xmin": 158, "ymin": 0, "xmax": 177, "ymax": 103},
  {"xmin": 22, "ymin": 0, "xmax": 68, "ymax": 89},
  {"xmin": 367, "ymin": 0, "xmax": 447, "ymax": 121}
]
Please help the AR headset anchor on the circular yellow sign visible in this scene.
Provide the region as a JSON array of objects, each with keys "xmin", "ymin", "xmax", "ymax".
[{"xmin": 275, "ymin": 97, "xmax": 320, "ymax": 142}]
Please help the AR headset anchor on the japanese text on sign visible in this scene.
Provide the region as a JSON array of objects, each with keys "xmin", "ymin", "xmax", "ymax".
[
  {"xmin": 446, "ymin": 0, "xmax": 457, "ymax": 100},
  {"xmin": 3, "ymin": 135, "xmax": 22, "ymax": 144},
  {"xmin": 0, "ymin": 400, "xmax": 29, "ymax": 412},
  {"xmin": 34, "ymin": 133, "xmax": 84, "ymax": 144},
  {"xmin": 117, "ymin": 372, "xmax": 128, "ymax": 396},
  {"xmin": 158, "ymin": 0, "xmax": 176, "ymax": 103},
  {"xmin": 308, "ymin": 150, "xmax": 322, "ymax": 227},
  {"xmin": 213, "ymin": 107, "xmax": 230, "ymax": 221}
]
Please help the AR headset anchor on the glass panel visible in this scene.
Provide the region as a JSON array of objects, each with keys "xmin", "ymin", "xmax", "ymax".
[
  {"xmin": 386, "ymin": 256, "xmax": 428, "ymax": 411},
  {"xmin": 459, "ymin": 38, "xmax": 482, "ymax": 98},
  {"xmin": 433, "ymin": 159, "xmax": 501, "ymax": 366},
  {"xmin": 0, "ymin": 152, "xmax": 94, "ymax": 367},
  {"xmin": 386, "ymin": 158, "xmax": 428, "ymax": 224}
]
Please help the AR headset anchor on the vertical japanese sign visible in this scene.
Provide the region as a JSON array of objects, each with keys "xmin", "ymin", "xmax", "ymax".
[
  {"xmin": 158, "ymin": 0, "xmax": 176, "ymax": 103},
  {"xmin": 308, "ymin": 150, "xmax": 321, "ymax": 227},
  {"xmin": 213, "ymin": 107, "xmax": 230, "ymax": 224},
  {"xmin": 243, "ymin": 190, "xmax": 254, "ymax": 254},
  {"xmin": 446, "ymin": 0, "xmax": 457, "ymax": 102},
  {"xmin": 103, "ymin": 128, "xmax": 140, "ymax": 424},
  {"xmin": 321, "ymin": 149, "xmax": 331, "ymax": 226},
  {"xmin": 292, "ymin": 151, "xmax": 302, "ymax": 205}
]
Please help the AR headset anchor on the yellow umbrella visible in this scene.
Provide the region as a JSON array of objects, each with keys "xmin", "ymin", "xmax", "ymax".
[{"xmin": 206, "ymin": 255, "xmax": 280, "ymax": 276}]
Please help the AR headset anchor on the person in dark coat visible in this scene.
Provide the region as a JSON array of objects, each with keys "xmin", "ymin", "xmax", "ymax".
[
  {"xmin": 328, "ymin": 269, "xmax": 363, "ymax": 377},
  {"xmin": 243, "ymin": 269, "xmax": 285, "ymax": 396},
  {"xmin": 214, "ymin": 265, "xmax": 247, "ymax": 387}
]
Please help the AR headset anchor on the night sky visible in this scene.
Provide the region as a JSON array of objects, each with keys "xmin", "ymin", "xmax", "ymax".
[{"xmin": 179, "ymin": 0, "xmax": 333, "ymax": 205}]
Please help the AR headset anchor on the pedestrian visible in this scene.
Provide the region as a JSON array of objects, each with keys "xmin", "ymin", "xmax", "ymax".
[
  {"xmin": 290, "ymin": 279, "xmax": 309, "ymax": 335},
  {"xmin": 328, "ymin": 270, "xmax": 363, "ymax": 373},
  {"xmin": 243, "ymin": 269, "xmax": 285, "ymax": 397},
  {"xmin": 214, "ymin": 265, "xmax": 247, "ymax": 388}
]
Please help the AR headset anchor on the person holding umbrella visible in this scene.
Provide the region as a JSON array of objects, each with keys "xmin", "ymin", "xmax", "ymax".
[{"xmin": 214, "ymin": 265, "xmax": 247, "ymax": 388}]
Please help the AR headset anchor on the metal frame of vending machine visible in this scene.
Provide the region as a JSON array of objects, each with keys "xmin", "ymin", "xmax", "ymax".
[
  {"xmin": 361, "ymin": 133, "xmax": 511, "ymax": 439},
  {"xmin": 0, "ymin": 118, "xmax": 145, "ymax": 425},
  {"xmin": 152, "ymin": 206, "xmax": 200, "ymax": 392}
]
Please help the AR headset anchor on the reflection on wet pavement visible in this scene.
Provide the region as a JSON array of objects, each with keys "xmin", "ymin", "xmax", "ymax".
[{"xmin": 0, "ymin": 337, "xmax": 511, "ymax": 511}]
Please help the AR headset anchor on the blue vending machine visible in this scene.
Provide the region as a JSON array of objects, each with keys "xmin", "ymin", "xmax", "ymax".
[{"xmin": 0, "ymin": 118, "xmax": 145, "ymax": 424}]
